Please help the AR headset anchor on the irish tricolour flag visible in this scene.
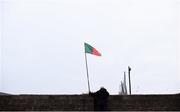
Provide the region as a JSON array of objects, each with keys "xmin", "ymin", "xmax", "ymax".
[{"xmin": 84, "ymin": 43, "xmax": 101, "ymax": 56}]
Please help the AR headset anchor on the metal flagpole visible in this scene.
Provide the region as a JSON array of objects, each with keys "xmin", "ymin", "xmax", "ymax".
[
  {"xmin": 128, "ymin": 66, "xmax": 131, "ymax": 95},
  {"xmin": 84, "ymin": 52, "xmax": 91, "ymax": 93}
]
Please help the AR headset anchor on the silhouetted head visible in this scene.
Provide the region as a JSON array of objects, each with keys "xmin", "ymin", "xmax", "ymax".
[
  {"xmin": 99, "ymin": 87, "xmax": 108, "ymax": 93},
  {"xmin": 100, "ymin": 87, "xmax": 105, "ymax": 90}
]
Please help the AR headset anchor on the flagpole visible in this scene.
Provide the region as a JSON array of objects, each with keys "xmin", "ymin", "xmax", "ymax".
[
  {"xmin": 84, "ymin": 52, "xmax": 91, "ymax": 93},
  {"xmin": 128, "ymin": 66, "xmax": 131, "ymax": 95}
]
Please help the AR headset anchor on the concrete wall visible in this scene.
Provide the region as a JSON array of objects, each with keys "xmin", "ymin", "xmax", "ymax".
[{"xmin": 0, "ymin": 94, "xmax": 180, "ymax": 111}]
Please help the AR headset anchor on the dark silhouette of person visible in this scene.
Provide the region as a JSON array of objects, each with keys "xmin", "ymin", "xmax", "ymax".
[{"xmin": 89, "ymin": 87, "xmax": 109, "ymax": 111}]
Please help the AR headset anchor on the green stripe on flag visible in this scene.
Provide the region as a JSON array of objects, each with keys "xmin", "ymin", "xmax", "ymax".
[{"xmin": 85, "ymin": 43, "xmax": 93, "ymax": 54}]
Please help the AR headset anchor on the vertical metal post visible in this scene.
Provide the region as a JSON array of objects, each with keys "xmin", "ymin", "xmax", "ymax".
[
  {"xmin": 84, "ymin": 52, "xmax": 91, "ymax": 93},
  {"xmin": 128, "ymin": 66, "xmax": 131, "ymax": 95}
]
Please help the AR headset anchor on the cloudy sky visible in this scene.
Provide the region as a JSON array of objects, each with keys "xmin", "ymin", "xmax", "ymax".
[{"xmin": 0, "ymin": 0, "xmax": 180, "ymax": 94}]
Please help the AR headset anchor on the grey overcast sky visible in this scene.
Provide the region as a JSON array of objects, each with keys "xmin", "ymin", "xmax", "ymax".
[{"xmin": 0, "ymin": 0, "xmax": 180, "ymax": 94}]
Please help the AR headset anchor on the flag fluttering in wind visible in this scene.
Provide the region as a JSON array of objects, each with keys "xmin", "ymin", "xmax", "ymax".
[
  {"xmin": 84, "ymin": 42, "xmax": 101, "ymax": 93},
  {"xmin": 84, "ymin": 43, "xmax": 101, "ymax": 56}
]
